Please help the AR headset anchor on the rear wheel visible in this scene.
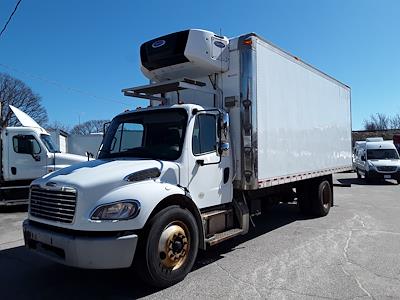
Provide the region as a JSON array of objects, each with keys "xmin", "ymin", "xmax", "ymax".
[
  {"xmin": 311, "ymin": 180, "xmax": 332, "ymax": 217},
  {"xmin": 139, "ymin": 206, "xmax": 199, "ymax": 288}
]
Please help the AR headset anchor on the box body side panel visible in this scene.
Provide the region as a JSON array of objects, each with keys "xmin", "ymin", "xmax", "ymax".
[{"xmin": 255, "ymin": 39, "xmax": 352, "ymax": 183}]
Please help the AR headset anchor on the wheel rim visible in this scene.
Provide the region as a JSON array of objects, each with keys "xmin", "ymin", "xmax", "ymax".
[
  {"xmin": 321, "ymin": 183, "xmax": 331, "ymax": 210},
  {"xmin": 158, "ymin": 221, "xmax": 190, "ymax": 270}
]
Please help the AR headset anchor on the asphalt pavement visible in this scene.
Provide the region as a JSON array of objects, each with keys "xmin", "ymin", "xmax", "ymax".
[{"xmin": 1, "ymin": 173, "xmax": 400, "ymax": 299}]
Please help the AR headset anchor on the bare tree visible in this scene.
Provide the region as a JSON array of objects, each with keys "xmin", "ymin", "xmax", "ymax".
[
  {"xmin": 390, "ymin": 113, "xmax": 400, "ymax": 129},
  {"xmin": 363, "ymin": 113, "xmax": 390, "ymax": 130},
  {"xmin": 70, "ymin": 119, "xmax": 108, "ymax": 135},
  {"xmin": 363, "ymin": 119, "xmax": 377, "ymax": 131},
  {"xmin": 46, "ymin": 120, "xmax": 71, "ymax": 133},
  {"xmin": 0, "ymin": 73, "xmax": 48, "ymax": 128}
]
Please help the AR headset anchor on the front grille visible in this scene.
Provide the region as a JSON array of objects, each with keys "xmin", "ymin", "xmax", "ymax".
[
  {"xmin": 376, "ymin": 166, "xmax": 397, "ymax": 172},
  {"xmin": 29, "ymin": 186, "xmax": 77, "ymax": 223}
]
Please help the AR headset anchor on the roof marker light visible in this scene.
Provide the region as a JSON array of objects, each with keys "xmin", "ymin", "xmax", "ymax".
[{"xmin": 243, "ymin": 39, "xmax": 252, "ymax": 46}]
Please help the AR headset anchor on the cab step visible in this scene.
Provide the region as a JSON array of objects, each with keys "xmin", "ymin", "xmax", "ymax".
[
  {"xmin": 201, "ymin": 209, "xmax": 234, "ymax": 238},
  {"xmin": 201, "ymin": 209, "xmax": 231, "ymax": 220},
  {"xmin": 206, "ymin": 228, "xmax": 244, "ymax": 246}
]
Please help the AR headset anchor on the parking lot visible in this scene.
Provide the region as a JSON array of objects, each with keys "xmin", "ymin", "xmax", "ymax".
[{"xmin": 1, "ymin": 172, "xmax": 400, "ymax": 299}]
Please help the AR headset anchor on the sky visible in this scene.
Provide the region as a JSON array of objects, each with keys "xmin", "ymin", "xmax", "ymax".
[{"xmin": 0, "ymin": 0, "xmax": 399, "ymax": 130}]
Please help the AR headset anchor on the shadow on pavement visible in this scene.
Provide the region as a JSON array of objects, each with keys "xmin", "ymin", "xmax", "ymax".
[
  {"xmin": 0, "ymin": 205, "xmax": 28, "ymax": 213},
  {"xmin": 337, "ymin": 177, "xmax": 398, "ymax": 186},
  {"xmin": 0, "ymin": 203, "xmax": 306, "ymax": 299}
]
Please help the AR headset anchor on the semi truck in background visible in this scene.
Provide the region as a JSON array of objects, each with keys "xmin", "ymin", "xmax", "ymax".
[
  {"xmin": 0, "ymin": 105, "xmax": 89, "ymax": 205},
  {"xmin": 23, "ymin": 29, "xmax": 352, "ymax": 287}
]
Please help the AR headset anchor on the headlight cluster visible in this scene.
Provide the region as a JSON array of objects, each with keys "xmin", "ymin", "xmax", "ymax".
[{"xmin": 91, "ymin": 200, "xmax": 140, "ymax": 220}]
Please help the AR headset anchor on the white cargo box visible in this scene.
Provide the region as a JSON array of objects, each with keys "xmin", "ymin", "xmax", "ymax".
[{"xmin": 251, "ymin": 36, "xmax": 352, "ymax": 188}]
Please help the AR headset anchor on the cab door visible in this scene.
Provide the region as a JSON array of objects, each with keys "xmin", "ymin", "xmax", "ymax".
[
  {"xmin": 5, "ymin": 132, "xmax": 47, "ymax": 181},
  {"xmin": 187, "ymin": 113, "xmax": 232, "ymax": 209}
]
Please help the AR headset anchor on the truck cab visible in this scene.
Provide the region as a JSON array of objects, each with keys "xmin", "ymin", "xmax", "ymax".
[{"xmin": 0, "ymin": 106, "xmax": 89, "ymax": 205}]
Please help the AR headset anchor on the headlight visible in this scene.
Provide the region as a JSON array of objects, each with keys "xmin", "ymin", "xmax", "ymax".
[{"xmin": 91, "ymin": 200, "xmax": 140, "ymax": 220}]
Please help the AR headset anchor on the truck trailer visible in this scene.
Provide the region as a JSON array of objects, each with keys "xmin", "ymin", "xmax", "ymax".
[{"xmin": 23, "ymin": 29, "xmax": 352, "ymax": 287}]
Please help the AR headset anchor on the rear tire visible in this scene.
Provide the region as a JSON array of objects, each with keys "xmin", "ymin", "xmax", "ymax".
[
  {"xmin": 311, "ymin": 180, "xmax": 332, "ymax": 217},
  {"xmin": 139, "ymin": 206, "xmax": 199, "ymax": 288}
]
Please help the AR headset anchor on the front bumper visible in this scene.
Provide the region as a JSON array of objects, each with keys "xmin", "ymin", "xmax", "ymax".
[
  {"xmin": 366, "ymin": 170, "xmax": 400, "ymax": 180},
  {"xmin": 23, "ymin": 220, "xmax": 138, "ymax": 269}
]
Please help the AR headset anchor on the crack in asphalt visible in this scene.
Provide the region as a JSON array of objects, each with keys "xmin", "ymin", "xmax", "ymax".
[
  {"xmin": 341, "ymin": 230, "xmax": 373, "ymax": 299},
  {"xmin": 214, "ymin": 261, "xmax": 263, "ymax": 298},
  {"xmin": 265, "ymin": 286, "xmax": 342, "ymax": 300}
]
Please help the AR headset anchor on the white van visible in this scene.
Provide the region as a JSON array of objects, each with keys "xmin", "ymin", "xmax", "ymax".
[{"xmin": 354, "ymin": 140, "xmax": 400, "ymax": 183}]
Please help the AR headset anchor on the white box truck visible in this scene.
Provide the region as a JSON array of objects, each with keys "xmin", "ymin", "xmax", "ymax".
[
  {"xmin": 1, "ymin": 106, "xmax": 89, "ymax": 205},
  {"xmin": 23, "ymin": 29, "xmax": 352, "ymax": 287}
]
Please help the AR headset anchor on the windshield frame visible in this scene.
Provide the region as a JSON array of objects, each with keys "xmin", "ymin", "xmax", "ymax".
[
  {"xmin": 40, "ymin": 134, "xmax": 60, "ymax": 153},
  {"xmin": 98, "ymin": 108, "xmax": 189, "ymax": 161}
]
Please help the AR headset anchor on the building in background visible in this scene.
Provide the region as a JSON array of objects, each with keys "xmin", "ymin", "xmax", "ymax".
[{"xmin": 48, "ymin": 129, "xmax": 103, "ymax": 157}]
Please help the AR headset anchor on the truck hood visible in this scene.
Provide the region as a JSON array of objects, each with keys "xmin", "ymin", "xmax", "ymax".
[{"xmin": 34, "ymin": 158, "xmax": 180, "ymax": 193}]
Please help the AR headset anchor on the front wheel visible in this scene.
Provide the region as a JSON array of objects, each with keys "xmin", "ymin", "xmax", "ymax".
[{"xmin": 139, "ymin": 206, "xmax": 199, "ymax": 288}]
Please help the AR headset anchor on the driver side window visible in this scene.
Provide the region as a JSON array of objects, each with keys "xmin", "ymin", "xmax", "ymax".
[
  {"xmin": 192, "ymin": 114, "xmax": 217, "ymax": 155},
  {"xmin": 13, "ymin": 135, "xmax": 41, "ymax": 154}
]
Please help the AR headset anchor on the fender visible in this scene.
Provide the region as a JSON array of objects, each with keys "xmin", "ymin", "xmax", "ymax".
[{"xmin": 146, "ymin": 192, "xmax": 206, "ymax": 250}]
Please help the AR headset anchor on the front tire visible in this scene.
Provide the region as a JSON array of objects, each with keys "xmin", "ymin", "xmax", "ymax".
[{"xmin": 140, "ymin": 206, "xmax": 199, "ymax": 288}]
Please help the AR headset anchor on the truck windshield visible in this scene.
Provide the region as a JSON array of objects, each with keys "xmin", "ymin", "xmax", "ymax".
[
  {"xmin": 367, "ymin": 149, "xmax": 399, "ymax": 160},
  {"xmin": 40, "ymin": 134, "xmax": 60, "ymax": 153},
  {"xmin": 98, "ymin": 108, "xmax": 188, "ymax": 161}
]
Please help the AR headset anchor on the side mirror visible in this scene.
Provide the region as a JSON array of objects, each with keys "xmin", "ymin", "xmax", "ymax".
[
  {"xmin": 219, "ymin": 113, "xmax": 230, "ymax": 143},
  {"xmin": 361, "ymin": 155, "xmax": 366, "ymax": 161},
  {"xmin": 85, "ymin": 151, "xmax": 94, "ymax": 161},
  {"xmin": 218, "ymin": 142, "xmax": 230, "ymax": 156}
]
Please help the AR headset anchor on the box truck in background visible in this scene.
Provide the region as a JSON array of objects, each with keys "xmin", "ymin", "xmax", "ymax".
[
  {"xmin": 23, "ymin": 29, "xmax": 352, "ymax": 287},
  {"xmin": 0, "ymin": 106, "xmax": 89, "ymax": 205}
]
